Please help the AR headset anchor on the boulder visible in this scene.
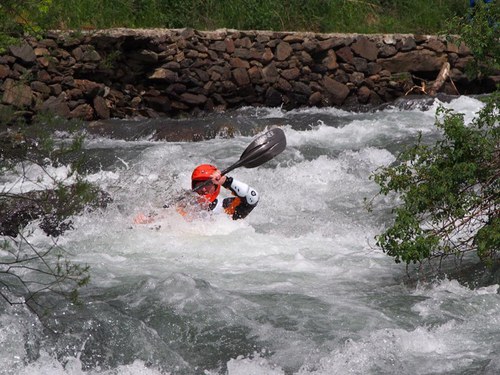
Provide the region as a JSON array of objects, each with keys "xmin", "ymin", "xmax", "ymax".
[
  {"xmin": 180, "ymin": 92, "xmax": 207, "ymax": 105},
  {"xmin": 0, "ymin": 185, "xmax": 112, "ymax": 237},
  {"xmin": 69, "ymin": 103, "xmax": 94, "ymax": 120},
  {"xmin": 74, "ymin": 79, "xmax": 104, "ymax": 98},
  {"xmin": 38, "ymin": 95, "xmax": 71, "ymax": 117},
  {"xmin": 0, "ymin": 64, "xmax": 11, "ymax": 79},
  {"xmin": 322, "ymin": 76, "xmax": 350, "ymax": 105},
  {"xmin": 93, "ymin": 96, "xmax": 111, "ymax": 119},
  {"xmin": 281, "ymin": 67, "xmax": 300, "ymax": 80},
  {"xmin": 9, "ymin": 43, "xmax": 36, "ymax": 64},
  {"xmin": 2, "ymin": 78, "xmax": 33, "ymax": 108},
  {"xmin": 276, "ymin": 42, "xmax": 293, "ymax": 61},
  {"xmin": 336, "ymin": 46, "xmax": 354, "ymax": 64},
  {"xmin": 265, "ymin": 87, "xmax": 283, "ymax": 107},
  {"xmin": 30, "ymin": 81, "xmax": 51, "ymax": 97},
  {"xmin": 357, "ymin": 86, "xmax": 371, "ymax": 104},
  {"xmin": 262, "ymin": 63, "xmax": 279, "ymax": 83},
  {"xmin": 143, "ymin": 95, "xmax": 171, "ymax": 113},
  {"xmin": 351, "ymin": 36, "xmax": 378, "ymax": 61},
  {"xmin": 149, "ymin": 68, "xmax": 179, "ymax": 82},
  {"xmin": 379, "ymin": 50, "xmax": 448, "ymax": 73},
  {"xmin": 232, "ymin": 68, "xmax": 250, "ymax": 86},
  {"xmin": 317, "ymin": 37, "xmax": 345, "ymax": 52},
  {"xmin": 308, "ymin": 91, "xmax": 323, "ymax": 106}
]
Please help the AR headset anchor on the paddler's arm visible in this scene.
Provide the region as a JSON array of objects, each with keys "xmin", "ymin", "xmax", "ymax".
[
  {"xmin": 220, "ymin": 176, "xmax": 259, "ymax": 220},
  {"xmin": 222, "ymin": 177, "xmax": 259, "ymax": 206},
  {"xmin": 211, "ymin": 170, "xmax": 259, "ymax": 206},
  {"xmin": 210, "ymin": 170, "xmax": 259, "ymax": 219}
]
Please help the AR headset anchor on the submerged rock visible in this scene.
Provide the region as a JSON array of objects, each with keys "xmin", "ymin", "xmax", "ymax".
[{"xmin": 0, "ymin": 185, "xmax": 112, "ymax": 237}]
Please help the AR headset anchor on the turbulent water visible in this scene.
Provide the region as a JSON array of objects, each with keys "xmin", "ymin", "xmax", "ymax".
[{"xmin": 1, "ymin": 96, "xmax": 499, "ymax": 375}]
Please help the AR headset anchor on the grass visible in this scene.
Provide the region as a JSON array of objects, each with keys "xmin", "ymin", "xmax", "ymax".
[{"xmin": 1, "ymin": 0, "xmax": 474, "ymax": 36}]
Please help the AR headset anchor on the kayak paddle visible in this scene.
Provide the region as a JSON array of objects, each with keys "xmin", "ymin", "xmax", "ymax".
[{"xmin": 193, "ymin": 127, "xmax": 287, "ymax": 192}]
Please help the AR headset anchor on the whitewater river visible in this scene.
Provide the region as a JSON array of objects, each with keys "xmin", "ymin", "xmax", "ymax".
[{"xmin": 1, "ymin": 96, "xmax": 499, "ymax": 375}]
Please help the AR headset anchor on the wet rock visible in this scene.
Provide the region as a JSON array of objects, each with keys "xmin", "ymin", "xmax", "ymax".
[
  {"xmin": 36, "ymin": 69, "xmax": 52, "ymax": 83},
  {"xmin": 0, "ymin": 185, "xmax": 112, "ymax": 237},
  {"xmin": 229, "ymin": 57, "xmax": 250, "ymax": 69},
  {"xmin": 317, "ymin": 37, "xmax": 344, "ymax": 52},
  {"xmin": 379, "ymin": 44, "xmax": 398, "ymax": 58},
  {"xmin": 261, "ymin": 48, "xmax": 274, "ymax": 63},
  {"xmin": 130, "ymin": 49, "xmax": 159, "ymax": 63},
  {"xmin": 34, "ymin": 47, "xmax": 50, "ymax": 58},
  {"xmin": 336, "ymin": 46, "xmax": 354, "ymax": 64},
  {"xmin": 281, "ymin": 67, "xmax": 300, "ymax": 80},
  {"xmin": 322, "ymin": 50, "xmax": 338, "ymax": 70}
]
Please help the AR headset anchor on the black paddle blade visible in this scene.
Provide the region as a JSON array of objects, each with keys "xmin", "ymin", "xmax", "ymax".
[
  {"xmin": 221, "ymin": 128, "xmax": 286, "ymax": 174},
  {"xmin": 191, "ymin": 128, "xmax": 286, "ymax": 194},
  {"xmin": 239, "ymin": 127, "xmax": 287, "ymax": 168}
]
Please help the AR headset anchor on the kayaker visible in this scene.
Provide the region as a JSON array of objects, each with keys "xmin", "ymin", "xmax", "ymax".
[{"xmin": 133, "ymin": 164, "xmax": 259, "ymax": 223}]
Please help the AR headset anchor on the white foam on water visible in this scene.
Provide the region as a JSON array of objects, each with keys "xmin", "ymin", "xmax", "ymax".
[
  {"xmin": 1, "ymin": 163, "xmax": 76, "ymax": 194},
  {"xmin": 16, "ymin": 353, "xmax": 165, "ymax": 375},
  {"xmin": 2, "ymin": 96, "xmax": 498, "ymax": 375}
]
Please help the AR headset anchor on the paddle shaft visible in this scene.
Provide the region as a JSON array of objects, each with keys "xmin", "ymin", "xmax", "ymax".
[
  {"xmin": 192, "ymin": 128, "xmax": 286, "ymax": 192},
  {"xmin": 192, "ymin": 158, "xmax": 244, "ymax": 192}
]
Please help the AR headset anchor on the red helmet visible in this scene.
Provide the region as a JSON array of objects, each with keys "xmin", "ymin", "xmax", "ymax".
[{"xmin": 191, "ymin": 164, "xmax": 220, "ymax": 202}]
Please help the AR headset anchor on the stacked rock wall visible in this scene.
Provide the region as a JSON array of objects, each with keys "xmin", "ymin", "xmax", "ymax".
[{"xmin": 0, "ymin": 28, "xmax": 497, "ymax": 121}]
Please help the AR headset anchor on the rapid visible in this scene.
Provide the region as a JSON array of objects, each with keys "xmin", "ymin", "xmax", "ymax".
[{"xmin": 1, "ymin": 96, "xmax": 499, "ymax": 375}]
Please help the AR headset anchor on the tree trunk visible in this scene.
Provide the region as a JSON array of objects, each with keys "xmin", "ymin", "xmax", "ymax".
[{"xmin": 429, "ymin": 62, "xmax": 451, "ymax": 96}]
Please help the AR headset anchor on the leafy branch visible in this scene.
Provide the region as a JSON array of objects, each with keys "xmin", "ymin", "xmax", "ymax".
[
  {"xmin": 445, "ymin": 0, "xmax": 500, "ymax": 79},
  {"xmin": 1, "ymin": 117, "xmax": 111, "ymax": 316},
  {"xmin": 370, "ymin": 92, "xmax": 499, "ymax": 265}
]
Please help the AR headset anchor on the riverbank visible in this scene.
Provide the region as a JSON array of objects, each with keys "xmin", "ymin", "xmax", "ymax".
[{"xmin": 1, "ymin": 28, "xmax": 498, "ymax": 123}]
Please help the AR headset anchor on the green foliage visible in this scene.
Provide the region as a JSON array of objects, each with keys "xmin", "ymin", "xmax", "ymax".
[
  {"xmin": 368, "ymin": 0, "xmax": 499, "ymax": 268},
  {"xmin": 446, "ymin": 0, "xmax": 500, "ymax": 79},
  {"xmin": 0, "ymin": 0, "xmax": 473, "ymax": 38},
  {"xmin": 371, "ymin": 93, "xmax": 500, "ymax": 264},
  {"xmin": 0, "ymin": 0, "xmax": 54, "ymax": 51},
  {"xmin": 0, "ymin": 0, "xmax": 51, "ymax": 34}
]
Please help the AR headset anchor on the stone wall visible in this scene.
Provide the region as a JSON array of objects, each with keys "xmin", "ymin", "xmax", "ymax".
[{"xmin": 0, "ymin": 28, "xmax": 498, "ymax": 122}]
